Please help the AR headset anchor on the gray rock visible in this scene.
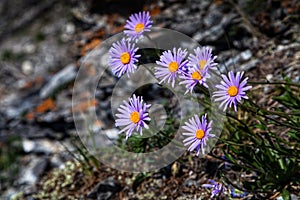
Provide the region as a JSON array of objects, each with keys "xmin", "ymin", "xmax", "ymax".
[
  {"xmin": 184, "ymin": 178, "xmax": 197, "ymax": 187},
  {"xmin": 40, "ymin": 64, "xmax": 77, "ymax": 98},
  {"xmin": 22, "ymin": 139, "xmax": 36, "ymax": 153},
  {"xmin": 240, "ymin": 59, "xmax": 259, "ymax": 71},
  {"xmin": 291, "ymin": 194, "xmax": 300, "ymax": 200},
  {"xmin": 104, "ymin": 128, "xmax": 119, "ymax": 140},
  {"xmin": 87, "ymin": 177, "xmax": 122, "ymax": 200},
  {"xmin": 22, "ymin": 139, "xmax": 66, "ymax": 154},
  {"xmin": 22, "ymin": 60, "xmax": 34, "ymax": 75},
  {"xmin": 240, "ymin": 50, "xmax": 252, "ymax": 61},
  {"xmin": 203, "ymin": 4, "xmax": 223, "ymax": 27},
  {"xmin": 193, "ymin": 13, "xmax": 237, "ymax": 43},
  {"xmin": 18, "ymin": 157, "xmax": 49, "ymax": 185},
  {"xmin": 171, "ymin": 21, "xmax": 201, "ymax": 36},
  {"xmin": 220, "ymin": 50, "xmax": 254, "ymax": 73}
]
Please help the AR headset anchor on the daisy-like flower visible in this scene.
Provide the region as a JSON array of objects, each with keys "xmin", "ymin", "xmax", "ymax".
[
  {"xmin": 124, "ymin": 11, "xmax": 152, "ymax": 41},
  {"xmin": 155, "ymin": 48, "xmax": 188, "ymax": 88},
  {"xmin": 212, "ymin": 71, "xmax": 252, "ymax": 112},
  {"xmin": 179, "ymin": 67, "xmax": 210, "ymax": 94},
  {"xmin": 182, "ymin": 114, "xmax": 214, "ymax": 156},
  {"xmin": 202, "ymin": 180, "xmax": 226, "ymax": 198},
  {"xmin": 188, "ymin": 46, "xmax": 217, "ymax": 72},
  {"xmin": 109, "ymin": 38, "xmax": 140, "ymax": 77},
  {"xmin": 115, "ymin": 94, "xmax": 151, "ymax": 140}
]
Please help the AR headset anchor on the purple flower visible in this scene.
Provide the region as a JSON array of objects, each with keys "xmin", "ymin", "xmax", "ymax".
[
  {"xmin": 124, "ymin": 11, "xmax": 152, "ymax": 41},
  {"xmin": 179, "ymin": 67, "xmax": 210, "ymax": 94},
  {"xmin": 155, "ymin": 48, "xmax": 188, "ymax": 88},
  {"xmin": 188, "ymin": 46, "xmax": 217, "ymax": 72},
  {"xmin": 212, "ymin": 71, "xmax": 252, "ymax": 112},
  {"xmin": 182, "ymin": 114, "xmax": 214, "ymax": 156},
  {"xmin": 202, "ymin": 180, "xmax": 226, "ymax": 198},
  {"xmin": 115, "ymin": 94, "xmax": 151, "ymax": 140},
  {"xmin": 109, "ymin": 38, "xmax": 141, "ymax": 77}
]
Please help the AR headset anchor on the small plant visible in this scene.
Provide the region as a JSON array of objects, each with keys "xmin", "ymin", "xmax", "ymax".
[{"xmin": 103, "ymin": 11, "xmax": 300, "ymax": 199}]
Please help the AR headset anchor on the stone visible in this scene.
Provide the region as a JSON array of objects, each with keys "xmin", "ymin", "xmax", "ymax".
[
  {"xmin": 18, "ymin": 157, "xmax": 49, "ymax": 185},
  {"xmin": 40, "ymin": 64, "xmax": 77, "ymax": 98},
  {"xmin": 104, "ymin": 128, "xmax": 119, "ymax": 140},
  {"xmin": 184, "ymin": 178, "xmax": 196, "ymax": 187},
  {"xmin": 239, "ymin": 59, "xmax": 259, "ymax": 71},
  {"xmin": 22, "ymin": 139, "xmax": 36, "ymax": 153},
  {"xmin": 22, "ymin": 60, "xmax": 34, "ymax": 75},
  {"xmin": 193, "ymin": 13, "xmax": 237, "ymax": 43},
  {"xmin": 87, "ymin": 177, "xmax": 122, "ymax": 200},
  {"xmin": 240, "ymin": 50, "xmax": 252, "ymax": 61}
]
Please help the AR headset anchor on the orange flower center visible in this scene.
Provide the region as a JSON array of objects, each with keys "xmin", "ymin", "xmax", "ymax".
[
  {"xmin": 191, "ymin": 71, "xmax": 202, "ymax": 80},
  {"xmin": 227, "ymin": 86, "xmax": 238, "ymax": 97},
  {"xmin": 199, "ymin": 60, "xmax": 206, "ymax": 69},
  {"xmin": 120, "ymin": 52, "xmax": 131, "ymax": 64},
  {"xmin": 168, "ymin": 61, "xmax": 179, "ymax": 72},
  {"xmin": 130, "ymin": 111, "xmax": 140, "ymax": 124},
  {"xmin": 195, "ymin": 129, "xmax": 205, "ymax": 139},
  {"xmin": 135, "ymin": 23, "xmax": 145, "ymax": 33}
]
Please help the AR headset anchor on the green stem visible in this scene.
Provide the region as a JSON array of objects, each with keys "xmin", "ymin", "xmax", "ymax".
[
  {"xmin": 144, "ymin": 33, "xmax": 161, "ymax": 58},
  {"xmin": 240, "ymin": 103, "xmax": 300, "ymax": 131},
  {"xmin": 249, "ymin": 81, "xmax": 300, "ymax": 87},
  {"xmin": 246, "ymin": 99, "xmax": 299, "ymax": 117}
]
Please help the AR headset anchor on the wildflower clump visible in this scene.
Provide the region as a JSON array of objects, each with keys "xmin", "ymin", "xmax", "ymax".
[{"xmin": 109, "ymin": 11, "xmax": 251, "ymax": 145}]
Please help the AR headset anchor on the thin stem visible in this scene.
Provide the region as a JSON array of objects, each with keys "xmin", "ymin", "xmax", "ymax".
[
  {"xmin": 144, "ymin": 33, "xmax": 161, "ymax": 58},
  {"xmin": 246, "ymin": 99, "xmax": 299, "ymax": 117},
  {"xmin": 248, "ymin": 81, "xmax": 300, "ymax": 87},
  {"xmin": 240, "ymin": 104, "xmax": 300, "ymax": 131}
]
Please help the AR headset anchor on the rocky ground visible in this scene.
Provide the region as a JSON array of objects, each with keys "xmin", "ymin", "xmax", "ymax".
[{"xmin": 0, "ymin": 0, "xmax": 299, "ymax": 199}]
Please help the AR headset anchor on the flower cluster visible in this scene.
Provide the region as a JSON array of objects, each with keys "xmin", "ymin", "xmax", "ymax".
[
  {"xmin": 109, "ymin": 11, "xmax": 252, "ymax": 153},
  {"xmin": 109, "ymin": 11, "xmax": 152, "ymax": 78}
]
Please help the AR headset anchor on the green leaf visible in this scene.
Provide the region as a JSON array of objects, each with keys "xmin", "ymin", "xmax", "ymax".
[{"xmin": 281, "ymin": 189, "xmax": 290, "ymax": 200}]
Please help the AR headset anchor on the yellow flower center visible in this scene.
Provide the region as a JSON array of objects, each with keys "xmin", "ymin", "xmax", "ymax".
[
  {"xmin": 120, "ymin": 52, "xmax": 131, "ymax": 64},
  {"xmin": 168, "ymin": 61, "xmax": 179, "ymax": 72},
  {"xmin": 191, "ymin": 71, "xmax": 202, "ymax": 80},
  {"xmin": 195, "ymin": 129, "xmax": 205, "ymax": 139},
  {"xmin": 227, "ymin": 86, "xmax": 238, "ymax": 97},
  {"xmin": 135, "ymin": 23, "xmax": 145, "ymax": 33},
  {"xmin": 130, "ymin": 111, "xmax": 140, "ymax": 124},
  {"xmin": 200, "ymin": 60, "xmax": 206, "ymax": 69}
]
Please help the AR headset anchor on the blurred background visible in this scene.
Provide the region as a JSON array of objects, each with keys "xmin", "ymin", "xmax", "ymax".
[{"xmin": 0, "ymin": 0, "xmax": 299, "ymax": 199}]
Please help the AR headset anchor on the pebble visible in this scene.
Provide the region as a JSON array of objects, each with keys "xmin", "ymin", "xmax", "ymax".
[
  {"xmin": 87, "ymin": 177, "xmax": 122, "ymax": 200},
  {"xmin": 193, "ymin": 13, "xmax": 236, "ymax": 42},
  {"xmin": 22, "ymin": 139, "xmax": 65, "ymax": 154},
  {"xmin": 220, "ymin": 50, "xmax": 254, "ymax": 73},
  {"xmin": 65, "ymin": 23, "xmax": 75, "ymax": 34},
  {"xmin": 23, "ymin": 43, "xmax": 36, "ymax": 54},
  {"xmin": 18, "ymin": 157, "xmax": 49, "ymax": 185},
  {"xmin": 104, "ymin": 128, "xmax": 119, "ymax": 140},
  {"xmin": 40, "ymin": 64, "xmax": 77, "ymax": 98},
  {"xmin": 21, "ymin": 60, "xmax": 34, "ymax": 75},
  {"xmin": 240, "ymin": 50, "xmax": 252, "ymax": 61},
  {"xmin": 23, "ymin": 139, "xmax": 36, "ymax": 153}
]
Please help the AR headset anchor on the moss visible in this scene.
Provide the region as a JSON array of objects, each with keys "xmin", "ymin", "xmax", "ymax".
[
  {"xmin": 0, "ymin": 135, "xmax": 22, "ymax": 191},
  {"xmin": 34, "ymin": 32, "xmax": 46, "ymax": 42},
  {"xmin": 1, "ymin": 49, "xmax": 26, "ymax": 61},
  {"xmin": 34, "ymin": 161, "xmax": 84, "ymax": 199}
]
